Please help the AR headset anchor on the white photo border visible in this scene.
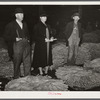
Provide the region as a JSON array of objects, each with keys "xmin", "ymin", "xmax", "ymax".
[{"xmin": 0, "ymin": 1, "xmax": 100, "ymax": 99}]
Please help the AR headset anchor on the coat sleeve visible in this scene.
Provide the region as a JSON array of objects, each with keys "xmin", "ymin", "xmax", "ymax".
[
  {"xmin": 79, "ymin": 23, "xmax": 83, "ymax": 45},
  {"xmin": 63, "ymin": 23, "xmax": 71, "ymax": 41},
  {"xmin": 3, "ymin": 23, "xmax": 15, "ymax": 42},
  {"xmin": 47, "ymin": 24, "xmax": 53, "ymax": 38},
  {"xmin": 33, "ymin": 24, "xmax": 45, "ymax": 42},
  {"xmin": 25, "ymin": 23, "xmax": 30, "ymax": 41}
]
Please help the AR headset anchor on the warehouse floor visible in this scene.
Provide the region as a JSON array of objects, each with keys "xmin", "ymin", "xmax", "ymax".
[{"xmin": 1, "ymin": 71, "xmax": 100, "ymax": 91}]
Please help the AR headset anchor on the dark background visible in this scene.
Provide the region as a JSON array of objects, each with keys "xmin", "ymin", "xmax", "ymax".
[{"xmin": 0, "ymin": 5, "xmax": 100, "ymax": 39}]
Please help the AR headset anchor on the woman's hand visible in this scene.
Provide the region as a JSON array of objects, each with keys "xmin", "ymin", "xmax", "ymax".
[
  {"xmin": 45, "ymin": 38, "xmax": 50, "ymax": 42},
  {"xmin": 45, "ymin": 37, "xmax": 57, "ymax": 42},
  {"xmin": 50, "ymin": 37, "xmax": 54, "ymax": 42},
  {"xmin": 50, "ymin": 37, "xmax": 57, "ymax": 42}
]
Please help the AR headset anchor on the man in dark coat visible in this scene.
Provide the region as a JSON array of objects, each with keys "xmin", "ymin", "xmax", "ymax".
[
  {"xmin": 4, "ymin": 8, "xmax": 31, "ymax": 79},
  {"xmin": 64, "ymin": 13, "xmax": 82, "ymax": 65},
  {"xmin": 31, "ymin": 11, "xmax": 55, "ymax": 75}
]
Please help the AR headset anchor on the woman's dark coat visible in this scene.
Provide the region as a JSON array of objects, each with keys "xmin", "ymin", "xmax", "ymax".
[
  {"xmin": 64, "ymin": 21, "xmax": 82, "ymax": 46},
  {"xmin": 32, "ymin": 21, "xmax": 53, "ymax": 70}
]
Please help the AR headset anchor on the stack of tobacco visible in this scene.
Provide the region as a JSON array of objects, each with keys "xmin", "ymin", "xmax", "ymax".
[
  {"xmin": 5, "ymin": 75, "xmax": 68, "ymax": 91},
  {"xmin": 56, "ymin": 65, "xmax": 100, "ymax": 90}
]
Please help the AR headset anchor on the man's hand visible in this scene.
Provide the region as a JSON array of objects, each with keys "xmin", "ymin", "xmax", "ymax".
[{"xmin": 16, "ymin": 37, "xmax": 22, "ymax": 41}]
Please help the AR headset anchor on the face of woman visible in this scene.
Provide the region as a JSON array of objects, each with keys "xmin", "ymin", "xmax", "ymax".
[{"xmin": 40, "ymin": 16, "xmax": 47, "ymax": 23}]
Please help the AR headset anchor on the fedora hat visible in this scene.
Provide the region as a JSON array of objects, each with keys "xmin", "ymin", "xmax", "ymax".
[
  {"xmin": 71, "ymin": 12, "xmax": 80, "ymax": 19},
  {"xmin": 15, "ymin": 8, "xmax": 24, "ymax": 14}
]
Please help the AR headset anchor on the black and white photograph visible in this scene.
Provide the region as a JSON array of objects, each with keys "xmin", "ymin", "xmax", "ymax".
[{"xmin": 0, "ymin": 0, "xmax": 100, "ymax": 98}]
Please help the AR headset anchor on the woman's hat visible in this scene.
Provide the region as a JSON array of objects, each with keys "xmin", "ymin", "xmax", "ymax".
[{"xmin": 39, "ymin": 11, "xmax": 48, "ymax": 17}]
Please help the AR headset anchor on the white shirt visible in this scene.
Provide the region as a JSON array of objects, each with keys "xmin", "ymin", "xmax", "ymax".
[{"xmin": 16, "ymin": 19, "xmax": 23, "ymax": 29}]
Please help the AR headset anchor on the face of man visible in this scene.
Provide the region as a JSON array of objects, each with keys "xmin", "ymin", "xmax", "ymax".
[
  {"xmin": 40, "ymin": 16, "xmax": 47, "ymax": 23},
  {"xmin": 73, "ymin": 16, "xmax": 80, "ymax": 22},
  {"xmin": 15, "ymin": 13, "xmax": 24, "ymax": 22}
]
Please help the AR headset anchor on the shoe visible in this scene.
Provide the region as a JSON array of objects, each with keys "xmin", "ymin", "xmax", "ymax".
[
  {"xmin": 43, "ymin": 73, "xmax": 47, "ymax": 76},
  {"xmin": 31, "ymin": 70, "xmax": 39, "ymax": 76},
  {"xmin": 48, "ymin": 70, "xmax": 57, "ymax": 79}
]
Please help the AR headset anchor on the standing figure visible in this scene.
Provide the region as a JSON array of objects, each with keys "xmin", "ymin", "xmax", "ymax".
[
  {"xmin": 31, "ymin": 11, "xmax": 54, "ymax": 75},
  {"xmin": 64, "ymin": 13, "xmax": 82, "ymax": 65},
  {"xmin": 4, "ymin": 8, "xmax": 31, "ymax": 79}
]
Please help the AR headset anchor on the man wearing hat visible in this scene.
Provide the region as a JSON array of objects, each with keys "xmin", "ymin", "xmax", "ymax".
[
  {"xmin": 64, "ymin": 12, "xmax": 82, "ymax": 65},
  {"xmin": 4, "ymin": 8, "xmax": 31, "ymax": 79},
  {"xmin": 31, "ymin": 11, "xmax": 55, "ymax": 75}
]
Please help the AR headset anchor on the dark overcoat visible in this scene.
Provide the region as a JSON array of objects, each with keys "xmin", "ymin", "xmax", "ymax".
[
  {"xmin": 64, "ymin": 21, "xmax": 82, "ymax": 46},
  {"xmin": 3, "ymin": 20, "xmax": 30, "ymax": 58},
  {"xmin": 32, "ymin": 21, "xmax": 53, "ymax": 69},
  {"xmin": 4, "ymin": 20, "xmax": 29, "ymax": 42}
]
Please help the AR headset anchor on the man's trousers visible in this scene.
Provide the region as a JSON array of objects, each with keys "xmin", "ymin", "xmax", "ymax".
[
  {"xmin": 13, "ymin": 39, "xmax": 31, "ymax": 79},
  {"xmin": 67, "ymin": 37, "xmax": 80, "ymax": 65}
]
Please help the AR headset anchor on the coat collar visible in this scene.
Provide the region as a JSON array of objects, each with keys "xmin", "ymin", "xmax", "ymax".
[
  {"xmin": 39, "ymin": 21, "xmax": 47, "ymax": 27},
  {"xmin": 14, "ymin": 20, "xmax": 24, "ymax": 29},
  {"xmin": 71, "ymin": 21, "xmax": 80, "ymax": 28}
]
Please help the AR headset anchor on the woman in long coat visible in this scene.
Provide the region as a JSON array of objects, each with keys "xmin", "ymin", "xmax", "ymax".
[{"xmin": 31, "ymin": 12, "xmax": 54, "ymax": 75}]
